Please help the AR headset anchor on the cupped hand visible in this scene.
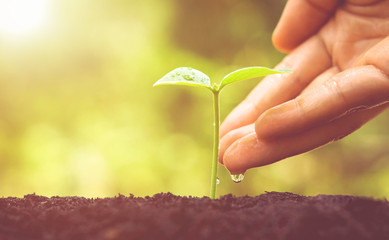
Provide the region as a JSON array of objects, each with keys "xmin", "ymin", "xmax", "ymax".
[{"xmin": 219, "ymin": 0, "xmax": 389, "ymax": 174}]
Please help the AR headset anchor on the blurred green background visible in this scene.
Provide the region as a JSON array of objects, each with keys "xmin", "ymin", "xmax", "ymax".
[{"xmin": 0, "ymin": 0, "xmax": 388, "ymax": 198}]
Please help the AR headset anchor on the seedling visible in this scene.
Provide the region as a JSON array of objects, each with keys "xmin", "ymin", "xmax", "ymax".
[{"xmin": 154, "ymin": 66, "xmax": 291, "ymax": 199}]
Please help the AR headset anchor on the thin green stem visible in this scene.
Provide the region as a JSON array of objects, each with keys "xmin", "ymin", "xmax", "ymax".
[{"xmin": 210, "ymin": 90, "xmax": 220, "ymax": 199}]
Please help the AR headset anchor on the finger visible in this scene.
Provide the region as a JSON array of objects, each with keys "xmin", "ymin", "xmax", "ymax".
[
  {"xmin": 354, "ymin": 36, "xmax": 389, "ymax": 76},
  {"xmin": 301, "ymin": 66, "xmax": 340, "ymax": 94},
  {"xmin": 223, "ymin": 103, "xmax": 388, "ymax": 174},
  {"xmin": 220, "ymin": 35, "xmax": 331, "ymax": 138},
  {"xmin": 256, "ymin": 65, "xmax": 389, "ymax": 140},
  {"xmin": 220, "ymin": 67, "xmax": 340, "ymax": 164},
  {"xmin": 219, "ymin": 124, "xmax": 254, "ymax": 164},
  {"xmin": 272, "ymin": 0, "xmax": 340, "ymax": 52},
  {"xmin": 220, "ymin": 67, "xmax": 341, "ymax": 162}
]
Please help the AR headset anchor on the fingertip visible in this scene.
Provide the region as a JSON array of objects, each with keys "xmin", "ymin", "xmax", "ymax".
[
  {"xmin": 272, "ymin": 0, "xmax": 340, "ymax": 53},
  {"xmin": 223, "ymin": 132, "xmax": 290, "ymax": 174},
  {"xmin": 223, "ymin": 133, "xmax": 261, "ymax": 175},
  {"xmin": 271, "ymin": 0, "xmax": 298, "ymax": 53},
  {"xmin": 272, "ymin": 26, "xmax": 295, "ymax": 53},
  {"xmin": 223, "ymin": 141, "xmax": 247, "ymax": 175},
  {"xmin": 255, "ymin": 108, "xmax": 273, "ymax": 139},
  {"xmin": 219, "ymin": 125, "xmax": 255, "ymax": 165},
  {"xmin": 218, "ymin": 148, "xmax": 224, "ymax": 165}
]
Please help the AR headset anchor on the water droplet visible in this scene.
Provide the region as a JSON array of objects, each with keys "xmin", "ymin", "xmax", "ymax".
[
  {"xmin": 183, "ymin": 74, "xmax": 194, "ymax": 81},
  {"xmin": 231, "ymin": 174, "xmax": 244, "ymax": 183},
  {"xmin": 176, "ymin": 72, "xmax": 181, "ymax": 76},
  {"xmin": 216, "ymin": 177, "xmax": 220, "ymax": 185}
]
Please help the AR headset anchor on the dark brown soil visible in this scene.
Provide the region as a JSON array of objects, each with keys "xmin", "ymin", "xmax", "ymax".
[{"xmin": 0, "ymin": 192, "xmax": 388, "ymax": 240}]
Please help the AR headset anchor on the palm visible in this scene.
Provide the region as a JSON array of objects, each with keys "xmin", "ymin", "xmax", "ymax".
[{"xmin": 319, "ymin": 2, "xmax": 388, "ymax": 71}]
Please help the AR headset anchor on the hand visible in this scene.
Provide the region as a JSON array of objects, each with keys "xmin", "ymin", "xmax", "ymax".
[{"xmin": 219, "ymin": 0, "xmax": 389, "ymax": 174}]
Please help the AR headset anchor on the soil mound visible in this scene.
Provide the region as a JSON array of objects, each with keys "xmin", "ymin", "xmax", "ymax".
[{"xmin": 1, "ymin": 192, "xmax": 388, "ymax": 240}]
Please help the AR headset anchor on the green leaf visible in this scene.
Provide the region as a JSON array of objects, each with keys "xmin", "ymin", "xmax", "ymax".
[
  {"xmin": 220, "ymin": 67, "xmax": 292, "ymax": 89},
  {"xmin": 154, "ymin": 67, "xmax": 212, "ymax": 90}
]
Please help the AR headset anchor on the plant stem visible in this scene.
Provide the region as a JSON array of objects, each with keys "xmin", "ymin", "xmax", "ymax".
[{"xmin": 210, "ymin": 90, "xmax": 220, "ymax": 199}]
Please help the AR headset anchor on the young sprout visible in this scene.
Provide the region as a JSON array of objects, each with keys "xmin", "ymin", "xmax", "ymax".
[{"xmin": 154, "ymin": 66, "xmax": 291, "ymax": 199}]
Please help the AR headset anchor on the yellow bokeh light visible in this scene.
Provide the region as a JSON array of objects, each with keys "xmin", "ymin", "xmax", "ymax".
[{"xmin": 0, "ymin": 0, "xmax": 50, "ymax": 36}]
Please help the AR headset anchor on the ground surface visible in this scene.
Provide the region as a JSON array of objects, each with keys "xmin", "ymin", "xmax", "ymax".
[{"xmin": 0, "ymin": 192, "xmax": 388, "ymax": 240}]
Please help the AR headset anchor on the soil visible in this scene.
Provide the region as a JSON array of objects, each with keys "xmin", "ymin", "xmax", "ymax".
[{"xmin": 0, "ymin": 192, "xmax": 388, "ymax": 240}]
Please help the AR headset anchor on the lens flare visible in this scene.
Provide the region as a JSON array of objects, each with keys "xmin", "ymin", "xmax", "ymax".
[{"xmin": 0, "ymin": 0, "xmax": 50, "ymax": 36}]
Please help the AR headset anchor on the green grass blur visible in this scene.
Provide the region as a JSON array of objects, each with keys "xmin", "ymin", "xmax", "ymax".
[{"xmin": 0, "ymin": 0, "xmax": 388, "ymax": 198}]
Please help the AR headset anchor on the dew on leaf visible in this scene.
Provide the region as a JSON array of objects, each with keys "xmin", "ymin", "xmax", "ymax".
[{"xmin": 183, "ymin": 74, "xmax": 194, "ymax": 81}]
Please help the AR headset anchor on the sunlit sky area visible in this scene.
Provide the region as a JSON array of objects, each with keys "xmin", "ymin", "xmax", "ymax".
[{"xmin": 0, "ymin": 0, "xmax": 50, "ymax": 36}]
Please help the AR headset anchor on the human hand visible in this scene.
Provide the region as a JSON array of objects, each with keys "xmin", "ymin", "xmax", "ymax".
[{"xmin": 219, "ymin": 0, "xmax": 389, "ymax": 174}]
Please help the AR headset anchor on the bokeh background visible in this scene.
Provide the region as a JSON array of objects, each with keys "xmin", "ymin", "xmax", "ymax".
[{"xmin": 0, "ymin": 0, "xmax": 388, "ymax": 198}]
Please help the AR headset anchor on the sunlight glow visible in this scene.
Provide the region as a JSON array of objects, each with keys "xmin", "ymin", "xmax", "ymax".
[{"xmin": 0, "ymin": 0, "xmax": 50, "ymax": 36}]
